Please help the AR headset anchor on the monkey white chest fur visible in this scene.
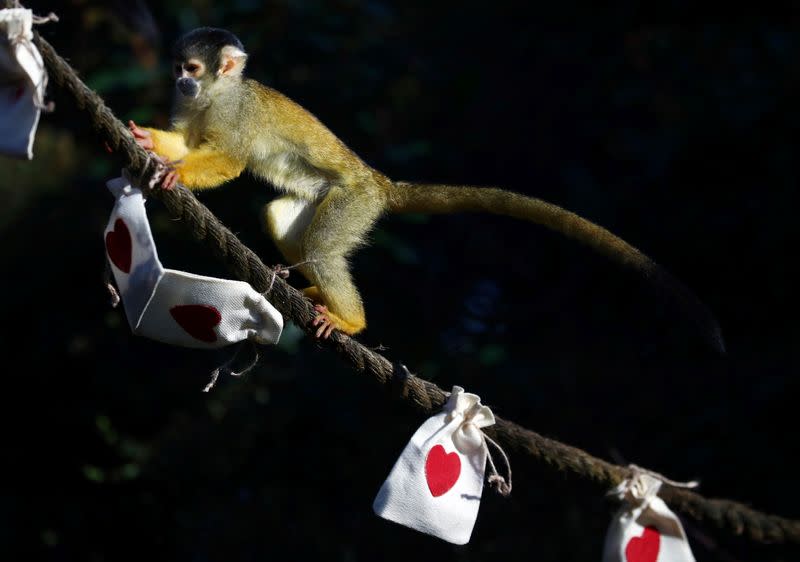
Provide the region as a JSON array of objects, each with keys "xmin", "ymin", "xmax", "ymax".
[{"xmin": 252, "ymin": 150, "xmax": 331, "ymax": 201}]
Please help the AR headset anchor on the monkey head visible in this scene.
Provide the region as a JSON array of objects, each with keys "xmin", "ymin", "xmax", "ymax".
[{"xmin": 171, "ymin": 27, "xmax": 248, "ymax": 105}]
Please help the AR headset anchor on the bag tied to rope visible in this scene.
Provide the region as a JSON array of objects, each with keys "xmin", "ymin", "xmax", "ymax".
[
  {"xmin": 0, "ymin": 7, "xmax": 47, "ymax": 158},
  {"xmin": 373, "ymin": 386, "xmax": 510, "ymax": 545},
  {"xmin": 104, "ymin": 176, "xmax": 283, "ymax": 349},
  {"xmin": 603, "ymin": 470, "xmax": 697, "ymax": 562}
]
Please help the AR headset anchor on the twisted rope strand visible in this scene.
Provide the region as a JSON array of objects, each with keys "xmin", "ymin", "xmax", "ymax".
[{"xmin": 28, "ymin": 28, "xmax": 800, "ymax": 546}]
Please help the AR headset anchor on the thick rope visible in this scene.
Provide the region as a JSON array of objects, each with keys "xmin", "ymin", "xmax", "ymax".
[{"xmin": 29, "ymin": 27, "xmax": 800, "ymax": 545}]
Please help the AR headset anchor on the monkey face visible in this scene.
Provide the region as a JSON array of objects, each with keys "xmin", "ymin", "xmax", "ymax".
[
  {"xmin": 170, "ymin": 28, "xmax": 248, "ymax": 108},
  {"xmin": 173, "ymin": 58, "xmax": 205, "ymax": 99},
  {"xmin": 172, "ymin": 28, "xmax": 246, "ymax": 77}
]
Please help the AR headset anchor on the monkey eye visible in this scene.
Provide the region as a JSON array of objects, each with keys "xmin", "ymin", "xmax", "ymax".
[
  {"xmin": 184, "ymin": 63, "xmax": 200, "ymax": 73},
  {"xmin": 173, "ymin": 63, "xmax": 182, "ymax": 75}
]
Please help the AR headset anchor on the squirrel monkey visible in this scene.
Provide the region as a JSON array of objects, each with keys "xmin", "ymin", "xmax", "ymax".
[{"xmin": 130, "ymin": 27, "xmax": 723, "ymax": 350}]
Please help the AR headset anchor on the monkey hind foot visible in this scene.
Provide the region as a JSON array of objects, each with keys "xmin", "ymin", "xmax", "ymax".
[{"xmin": 311, "ymin": 304, "xmax": 366, "ymax": 338}]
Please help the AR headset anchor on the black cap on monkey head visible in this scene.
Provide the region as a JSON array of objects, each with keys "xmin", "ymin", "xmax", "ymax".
[{"xmin": 172, "ymin": 27, "xmax": 246, "ymax": 68}]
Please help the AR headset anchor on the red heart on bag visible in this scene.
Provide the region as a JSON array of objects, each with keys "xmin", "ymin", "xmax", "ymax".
[
  {"xmin": 625, "ymin": 525, "xmax": 661, "ymax": 562},
  {"xmin": 106, "ymin": 218, "xmax": 132, "ymax": 273},
  {"xmin": 169, "ymin": 304, "xmax": 222, "ymax": 343},
  {"xmin": 425, "ymin": 444, "xmax": 461, "ymax": 497}
]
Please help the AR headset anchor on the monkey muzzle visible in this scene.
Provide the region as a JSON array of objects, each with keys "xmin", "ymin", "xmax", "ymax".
[{"xmin": 176, "ymin": 77, "xmax": 200, "ymax": 98}]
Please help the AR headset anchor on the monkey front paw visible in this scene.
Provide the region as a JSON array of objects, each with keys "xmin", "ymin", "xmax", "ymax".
[
  {"xmin": 311, "ymin": 304, "xmax": 338, "ymax": 339},
  {"xmin": 128, "ymin": 121, "xmax": 181, "ymax": 190},
  {"xmin": 147, "ymin": 154, "xmax": 181, "ymax": 191},
  {"xmin": 129, "ymin": 120, "xmax": 154, "ymax": 151}
]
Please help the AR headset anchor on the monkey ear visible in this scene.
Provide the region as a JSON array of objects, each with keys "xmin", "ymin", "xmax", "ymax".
[{"xmin": 219, "ymin": 45, "xmax": 248, "ymax": 76}]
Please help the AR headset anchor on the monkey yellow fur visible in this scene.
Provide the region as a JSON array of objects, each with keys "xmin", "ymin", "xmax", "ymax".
[{"xmin": 131, "ymin": 28, "xmax": 723, "ymax": 350}]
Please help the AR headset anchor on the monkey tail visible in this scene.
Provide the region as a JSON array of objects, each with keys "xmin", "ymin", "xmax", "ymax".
[{"xmin": 387, "ymin": 181, "xmax": 725, "ymax": 353}]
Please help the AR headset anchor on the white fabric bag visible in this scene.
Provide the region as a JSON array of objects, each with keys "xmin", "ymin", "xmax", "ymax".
[
  {"xmin": 0, "ymin": 8, "xmax": 46, "ymax": 159},
  {"xmin": 373, "ymin": 386, "xmax": 497, "ymax": 545},
  {"xmin": 602, "ymin": 472, "xmax": 696, "ymax": 562},
  {"xmin": 104, "ymin": 176, "xmax": 283, "ymax": 349}
]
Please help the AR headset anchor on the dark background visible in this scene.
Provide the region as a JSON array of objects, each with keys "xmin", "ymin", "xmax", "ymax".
[{"xmin": 1, "ymin": 1, "xmax": 797, "ymax": 560}]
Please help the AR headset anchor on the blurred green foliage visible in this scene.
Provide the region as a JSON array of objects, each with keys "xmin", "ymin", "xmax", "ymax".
[{"xmin": 1, "ymin": 2, "xmax": 798, "ymax": 561}]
